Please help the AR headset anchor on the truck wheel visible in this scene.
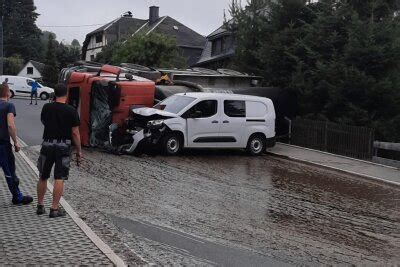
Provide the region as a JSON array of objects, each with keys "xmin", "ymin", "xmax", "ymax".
[
  {"xmin": 10, "ymin": 90, "xmax": 15, "ymax": 98},
  {"xmin": 246, "ymin": 134, "xmax": 266, "ymax": 156},
  {"xmin": 40, "ymin": 92, "xmax": 49, "ymax": 100},
  {"xmin": 162, "ymin": 132, "xmax": 182, "ymax": 155}
]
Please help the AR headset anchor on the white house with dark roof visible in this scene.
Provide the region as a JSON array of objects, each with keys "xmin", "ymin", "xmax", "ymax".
[
  {"xmin": 17, "ymin": 60, "xmax": 45, "ymax": 80},
  {"xmin": 82, "ymin": 6, "xmax": 206, "ymax": 66}
]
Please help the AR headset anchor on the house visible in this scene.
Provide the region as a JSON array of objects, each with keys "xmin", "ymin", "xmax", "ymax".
[
  {"xmin": 17, "ymin": 60, "xmax": 45, "ymax": 80},
  {"xmin": 194, "ymin": 23, "xmax": 235, "ymax": 69},
  {"xmin": 82, "ymin": 7, "xmax": 206, "ymax": 66}
]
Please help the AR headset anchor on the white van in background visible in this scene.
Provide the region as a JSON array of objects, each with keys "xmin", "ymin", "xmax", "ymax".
[{"xmin": 0, "ymin": 76, "xmax": 54, "ymax": 100}]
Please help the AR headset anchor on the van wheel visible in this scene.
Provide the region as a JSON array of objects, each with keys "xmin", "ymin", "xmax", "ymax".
[
  {"xmin": 40, "ymin": 92, "xmax": 49, "ymax": 100},
  {"xmin": 161, "ymin": 132, "xmax": 182, "ymax": 155},
  {"xmin": 246, "ymin": 134, "xmax": 266, "ymax": 156},
  {"xmin": 10, "ymin": 90, "xmax": 15, "ymax": 98}
]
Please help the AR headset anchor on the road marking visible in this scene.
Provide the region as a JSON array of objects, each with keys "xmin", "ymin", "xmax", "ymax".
[{"xmin": 18, "ymin": 147, "xmax": 127, "ymax": 267}]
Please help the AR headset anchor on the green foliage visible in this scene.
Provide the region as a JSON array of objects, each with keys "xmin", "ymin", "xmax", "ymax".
[
  {"xmin": 56, "ymin": 43, "xmax": 80, "ymax": 69},
  {"xmin": 102, "ymin": 33, "xmax": 186, "ymax": 68},
  {"xmin": 229, "ymin": 0, "xmax": 400, "ymax": 142},
  {"xmin": 4, "ymin": 54, "xmax": 24, "ymax": 75},
  {"xmin": 0, "ymin": 0, "xmax": 42, "ymax": 61},
  {"xmin": 71, "ymin": 39, "xmax": 81, "ymax": 48},
  {"xmin": 42, "ymin": 33, "xmax": 59, "ymax": 88},
  {"xmin": 95, "ymin": 42, "xmax": 122, "ymax": 64}
]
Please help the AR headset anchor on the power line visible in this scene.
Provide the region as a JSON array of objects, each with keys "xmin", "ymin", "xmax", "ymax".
[{"xmin": 38, "ymin": 23, "xmax": 107, "ymax": 28}]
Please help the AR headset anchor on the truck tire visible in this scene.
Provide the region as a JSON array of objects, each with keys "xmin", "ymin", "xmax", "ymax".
[
  {"xmin": 246, "ymin": 134, "xmax": 266, "ymax": 156},
  {"xmin": 161, "ymin": 132, "xmax": 182, "ymax": 155},
  {"xmin": 10, "ymin": 90, "xmax": 15, "ymax": 98}
]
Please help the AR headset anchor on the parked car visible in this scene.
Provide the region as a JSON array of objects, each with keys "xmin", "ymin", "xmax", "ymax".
[
  {"xmin": 110, "ymin": 93, "xmax": 276, "ymax": 156},
  {"xmin": 0, "ymin": 75, "xmax": 54, "ymax": 100}
]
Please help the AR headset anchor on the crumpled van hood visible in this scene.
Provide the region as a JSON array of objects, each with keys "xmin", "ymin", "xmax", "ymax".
[{"xmin": 132, "ymin": 107, "xmax": 179, "ymax": 118}]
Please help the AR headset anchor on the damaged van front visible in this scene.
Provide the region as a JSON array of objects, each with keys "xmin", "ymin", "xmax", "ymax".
[{"xmin": 109, "ymin": 94, "xmax": 196, "ymax": 154}]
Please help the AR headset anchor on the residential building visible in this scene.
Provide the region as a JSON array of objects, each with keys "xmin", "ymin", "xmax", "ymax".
[
  {"xmin": 82, "ymin": 7, "xmax": 206, "ymax": 66},
  {"xmin": 17, "ymin": 60, "xmax": 45, "ymax": 80},
  {"xmin": 194, "ymin": 23, "xmax": 235, "ymax": 69}
]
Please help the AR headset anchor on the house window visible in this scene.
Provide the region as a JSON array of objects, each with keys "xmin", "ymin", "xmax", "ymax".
[
  {"xmin": 27, "ymin": 67, "xmax": 33, "ymax": 75},
  {"xmin": 90, "ymin": 55, "xmax": 95, "ymax": 61},
  {"xmin": 211, "ymin": 37, "xmax": 228, "ymax": 56},
  {"xmin": 95, "ymin": 34, "xmax": 103, "ymax": 44}
]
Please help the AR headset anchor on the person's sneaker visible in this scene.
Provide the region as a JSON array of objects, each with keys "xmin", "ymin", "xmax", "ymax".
[
  {"xmin": 49, "ymin": 207, "xmax": 67, "ymax": 218},
  {"xmin": 12, "ymin": 195, "xmax": 33, "ymax": 205},
  {"xmin": 36, "ymin": 204, "xmax": 46, "ymax": 215}
]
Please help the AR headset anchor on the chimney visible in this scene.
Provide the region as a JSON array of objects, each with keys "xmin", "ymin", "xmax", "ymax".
[{"xmin": 149, "ymin": 6, "xmax": 159, "ymax": 24}]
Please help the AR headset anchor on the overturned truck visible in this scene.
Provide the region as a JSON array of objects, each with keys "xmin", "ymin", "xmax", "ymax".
[{"xmin": 60, "ymin": 63, "xmax": 295, "ymax": 154}]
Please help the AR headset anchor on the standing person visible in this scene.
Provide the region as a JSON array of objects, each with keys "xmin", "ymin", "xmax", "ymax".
[
  {"xmin": 36, "ymin": 83, "xmax": 82, "ymax": 218},
  {"xmin": 30, "ymin": 80, "xmax": 39, "ymax": 105},
  {"xmin": 2, "ymin": 78, "xmax": 9, "ymax": 86},
  {"xmin": 0, "ymin": 84, "xmax": 33, "ymax": 205}
]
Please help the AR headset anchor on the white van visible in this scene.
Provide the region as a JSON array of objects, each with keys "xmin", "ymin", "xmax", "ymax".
[
  {"xmin": 0, "ymin": 76, "xmax": 54, "ymax": 100},
  {"xmin": 118, "ymin": 93, "xmax": 276, "ymax": 156}
]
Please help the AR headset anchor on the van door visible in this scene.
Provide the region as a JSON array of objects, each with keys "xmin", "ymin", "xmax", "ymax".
[
  {"xmin": 219, "ymin": 99, "xmax": 246, "ymax": 147},
  {"xmin": 184, "ymin": 99, "xmax": 220, "ymax": 147}
]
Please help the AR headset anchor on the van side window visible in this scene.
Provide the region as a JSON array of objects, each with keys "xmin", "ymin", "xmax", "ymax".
[
  {"xmin": 27, "ymin": 80, "xmax": 33, "ymax": 86},
  {"xmin": 187, "ymin": 100, "xmax": 218, "ymax": 118},
  {"xmin": 224, "ymin": 100, "xmax": 246, "ymax": 117}
]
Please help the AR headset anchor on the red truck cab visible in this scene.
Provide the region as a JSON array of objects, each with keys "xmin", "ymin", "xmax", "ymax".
[{"xmin": 60, "ymin": 64, "xmax": 155, "ymax": 147}]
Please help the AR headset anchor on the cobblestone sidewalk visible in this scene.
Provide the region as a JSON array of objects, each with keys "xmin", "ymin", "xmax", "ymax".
[{"xmin": 0, "ymin": 151, "xmax": 115, "ymax": 265}]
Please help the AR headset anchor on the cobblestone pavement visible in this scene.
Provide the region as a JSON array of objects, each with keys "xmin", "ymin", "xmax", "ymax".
[{"xmin": 0, "ymin": 151, "xmax": 112, "ymax": 265}]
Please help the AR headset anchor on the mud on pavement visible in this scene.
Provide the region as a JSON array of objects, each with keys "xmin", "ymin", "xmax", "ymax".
[{"xmin": 24, "ymin": 147, "xmax": 400, "ymax": 265}]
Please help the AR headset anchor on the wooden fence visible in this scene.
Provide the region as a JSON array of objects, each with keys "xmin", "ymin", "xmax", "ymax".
[{"xmin": 290, "ymin": 119, "xmax": 374, "ymax": 160}]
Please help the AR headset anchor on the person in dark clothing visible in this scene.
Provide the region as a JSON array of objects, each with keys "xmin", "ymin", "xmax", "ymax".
[
  {"xmin": 36, "ymin": 83, "xmax": 82, "ymax": 218},
  {"xmin": 0, "ymin": 84, "xmax": 33, "ymax": 205}
]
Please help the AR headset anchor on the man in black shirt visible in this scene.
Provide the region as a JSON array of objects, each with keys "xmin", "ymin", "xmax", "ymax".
[{"xmin": 36, "ymin": 83, "xmax": 82, "ymax": 218}]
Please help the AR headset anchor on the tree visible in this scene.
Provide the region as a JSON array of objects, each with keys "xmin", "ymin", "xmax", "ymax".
[
  {"xmin": 56, "ymin": 43, "xmax": 80, "ymax": 69},
  {"xmin": 4, "ymin": 54, "xmax": 24, "ymax": 75},
  {"xmin": 42, "ymin": 33, "xmax": 59, "ymax": 88},
  {"xmin": 105, "ymin": 33, "xmax": 186, "ymax": 68},
  {"xmin": 71, "ymin": 39, "xmax": 81, "ymax": 48},
  {"xmin": 95, "ymin": 42, "xmax": 122, "ymax": 64},
  {"xmin": 229, "ymin": 0, "xmax": 400, "ymax": 141},
  {"xmin": 0, "ymin": 0, "xmax": 42, "ymax": 61}
]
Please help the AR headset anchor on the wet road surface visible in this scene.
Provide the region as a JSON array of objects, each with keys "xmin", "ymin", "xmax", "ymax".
[
  {"xmin": 11, "ymin": 97, "xmax": 45, "ymax": 146},
  {"xmin": 24, "ymin": 147, "xmax": 400, "ymax": 265}
]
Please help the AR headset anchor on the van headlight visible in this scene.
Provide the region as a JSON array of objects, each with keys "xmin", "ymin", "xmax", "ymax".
[{"xmin": 147, "ymin": 119, "xmax": 164, "ymax": 128}]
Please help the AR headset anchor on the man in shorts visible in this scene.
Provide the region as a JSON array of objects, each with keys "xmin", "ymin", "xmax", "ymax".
[
  {"xmin": 36, "ymin": 83, "xmax": 82, "ymax": 218},
  {"xmin": 0, "ymin": 84, "xmax": 33, "ymax": 205}
]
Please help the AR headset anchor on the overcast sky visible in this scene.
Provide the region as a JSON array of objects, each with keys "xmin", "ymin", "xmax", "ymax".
[{"xmin": 35, "ymin": 0, "xmax": 236, "ymax": 44}]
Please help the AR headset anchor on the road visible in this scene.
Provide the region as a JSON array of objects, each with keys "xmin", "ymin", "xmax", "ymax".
[
  {"xmin": 11, "ymin": 97, "xmax": 46, "ymax": 146},
  {"xmin": 12, "ymin": 99, "xmax": 400, "ymax": 265}
]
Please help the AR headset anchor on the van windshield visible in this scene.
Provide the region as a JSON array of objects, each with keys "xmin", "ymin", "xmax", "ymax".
[{"xmin": 154, "ymin": 95, "xmax": 196, "ymax": 114}]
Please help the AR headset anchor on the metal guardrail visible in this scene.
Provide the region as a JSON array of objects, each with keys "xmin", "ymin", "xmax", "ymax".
[{"xmin": 373, "ymin": 141, "xmax": 400, "ymax": 168}]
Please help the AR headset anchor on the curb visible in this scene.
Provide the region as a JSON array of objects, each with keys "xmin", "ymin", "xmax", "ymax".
[
  {"xmin": 18, "ymin": 149, "xmax": 127, "ymax": 267},
  {"xmin": 268, "ymin": 151, "xmax": 400, "ymax": 187},
  {"xmin": 277, "ymin": 142, "xmax": 399, "ymax": 170}
]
